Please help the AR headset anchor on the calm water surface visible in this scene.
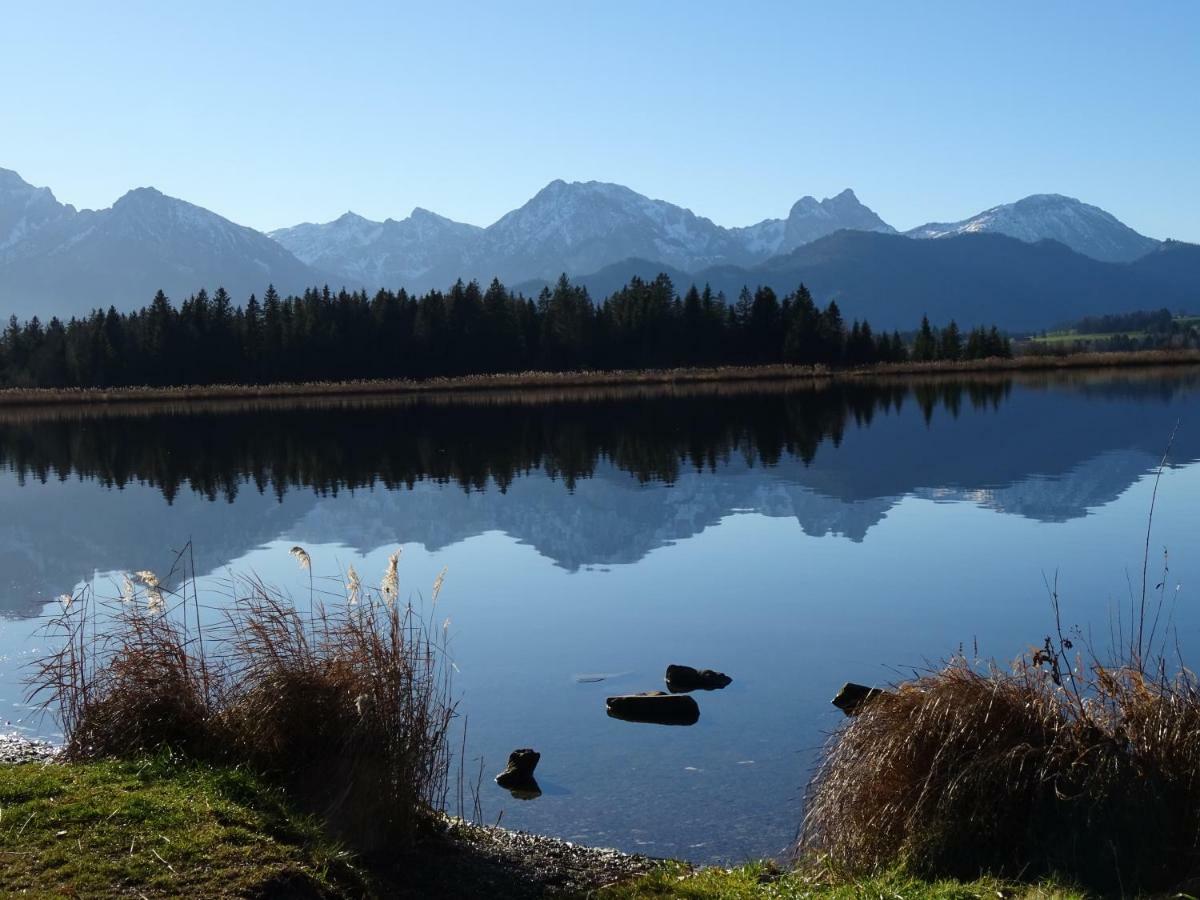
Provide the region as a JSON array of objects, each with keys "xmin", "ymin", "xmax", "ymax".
[{"xmin": 1, "ymin": 371, "xmax": 1198, "ymax": 862}]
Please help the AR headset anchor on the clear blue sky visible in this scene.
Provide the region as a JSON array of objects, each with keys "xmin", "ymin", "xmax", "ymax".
[{"xmin": 2, "ymin": 1, "xmax": 1197, "ymax": 240}]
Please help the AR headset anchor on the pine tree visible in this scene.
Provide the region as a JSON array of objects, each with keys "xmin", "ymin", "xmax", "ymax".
[
  {"xmin": 912, "ymin": 315, "xmax": 937, "ymax": 362},
  {"xmin": 940, "ymin": 319, "xmax": 962, "ymax": 361}
]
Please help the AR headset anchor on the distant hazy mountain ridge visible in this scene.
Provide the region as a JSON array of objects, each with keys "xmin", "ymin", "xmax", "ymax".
[{"xmin": 520, "ymin": 230, "xmax": 1200, "ymax": 330}]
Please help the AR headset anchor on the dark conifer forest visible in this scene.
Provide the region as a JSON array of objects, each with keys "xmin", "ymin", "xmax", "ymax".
[{"xmin": 0, "ymin": 274, "xmax": 1010, "ymax": 389}]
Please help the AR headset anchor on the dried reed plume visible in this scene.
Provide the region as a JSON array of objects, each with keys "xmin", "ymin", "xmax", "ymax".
[
  {"xmin": 432, "ymin": 566, "xmax": 447, "ymax": 606},
  {"xmin": 28, "ymin": 547, "xmax": 458, "ymax": 852},
  {"xmin": 382, "ymin": 550, "xmax": 400, "ymax": 607}
]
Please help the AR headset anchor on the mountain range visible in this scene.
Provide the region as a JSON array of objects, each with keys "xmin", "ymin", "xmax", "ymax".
[
  {"xmin": 268, "ymin": 181, "xmax": 899, "ymax": 289},
  {"xmin": 0, "ymin": 166, "xmax": 1194, "ymax": 329}
]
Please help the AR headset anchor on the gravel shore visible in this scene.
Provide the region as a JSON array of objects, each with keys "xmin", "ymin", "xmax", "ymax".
[
  {"xmin": 425, "ymin": 817, "xmax": 658, "ymax": 898},
  {"xmin": 0, "ymin": 733, "xmax": 60, "ymax": 764}
]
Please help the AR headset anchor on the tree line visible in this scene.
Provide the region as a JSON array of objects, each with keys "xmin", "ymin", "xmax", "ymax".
[
  {"xmin": 0, "ymin": 382, "xmax": 1014, "ymax": 503},
  {"xmin": 0, "ymin": 274, "xmax": 1011, "ymax": 389}
]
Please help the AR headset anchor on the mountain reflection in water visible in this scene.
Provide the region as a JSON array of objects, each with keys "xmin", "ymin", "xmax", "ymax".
[{"xmin": 0, "ymin": 370, "xmax": 1197, "ymax": 618}]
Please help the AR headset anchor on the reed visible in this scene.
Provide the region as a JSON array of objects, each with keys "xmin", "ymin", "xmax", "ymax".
[
  {"xmin": 27, "ymin": 546, "xmax": 457, "ymax": 852},
  {"xmin": 800, "ymin": 448, "xmax": 1198, "ymax": 893},
  {"xmin": 799, "ymin": 658, "xmax": 1200, "ymax": 892}
]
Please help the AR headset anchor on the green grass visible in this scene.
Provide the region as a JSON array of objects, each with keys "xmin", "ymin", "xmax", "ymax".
[
  {"xmin": 1029, "ymin": 330, "xmax": 1148, "ymax": 344},
  {"xmin": 0, "ymin": 758, "xmax": 1095, "ymax": 899},
  {"xmin": 597, "ymin": 861, "xmax": 1085, "ymax": 900},
  {"xmin": 0, "ymin": 756, "xmax": 369, "ymax": 899}
]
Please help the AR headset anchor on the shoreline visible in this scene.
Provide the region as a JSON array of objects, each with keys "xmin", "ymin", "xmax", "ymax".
[
  {"xmin": 0, "ymin": 348, "xmax": 1197, "ymax": 410},
  {"xmin": 0, "ymin": 741, "xmax": 1079, "ymax": 898},
  {"xmin": 0, "ymin": 738, "xmax": 656, "ymax": 898}
]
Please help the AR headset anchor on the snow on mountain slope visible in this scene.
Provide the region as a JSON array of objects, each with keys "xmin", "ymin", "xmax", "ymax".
[
  {"xmin": 270, "ymin": 208, "xmax": 483, "ymax": 288},
  {"xmin": 473, "ymin": 179, "xmax": 753, "ymax": 283},
  {"xmin": 0, "ymin": 174, "xmax": 323, "ymax": 318},
  {"xmin": 2, "ymin": 165, "xmax": 1181, "ymax": 324},
  {"xmin": 732, "ymin": 188, "xmax": 896, "ymax": 256},
  {"xmin": 906, "ymin": 193, "xmax": 1159, "ymax": 262},
  {"xmin": 0, "ymin": 168, "xmax": 77, "ymax": 259},
  {"xmin": 272, "ymin": 181, "xmax": 900, "ymax": 288}
]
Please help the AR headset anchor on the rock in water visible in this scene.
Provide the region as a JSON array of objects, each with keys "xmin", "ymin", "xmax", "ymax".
[
  {"xmin": 495, "ymin": 748, "xmax": 542, "ymax": 798},
  {"xmin": 832, "ymin": 682, "xmax": 888, "ymax": 716},
  {"xmin": 606, "ymin": 691, "xmax": 700, "ymax": 726},
  {"xmin": 665, "ymin": 664, "xmax": 733, "ymax": 693}
]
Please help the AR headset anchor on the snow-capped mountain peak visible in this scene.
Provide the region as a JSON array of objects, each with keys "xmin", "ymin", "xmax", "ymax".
[
  {"xmin": 2, "ymin": 165, "xmax": 1181, "ymax": 323},
  {"xmin": 783, "ymin": 189, "xmax": 896, "ymax": 250},
  {"xmin": 0, "ymin": 173, "xmax": 322, "ymax": 317},
  {"xmin": 270, "ymin": 204, "xmax": 485, "ymax": 288},
  {"xmin": 0, "ymin": 169, "xmax": 76, "ymax": 257},
  {"xmin": 474, "ymin": 179, "xmax": 746, "ymax": 283},
  {"xmin": 906, "ymin": 193, "xmax": 1159, "ymax": 262},
  {"xmin": 273, "ymin": 180, "xmax": 900, "ymax": 287},
  {"xmin": 731, "ymin": 188, "xmax": 895, "ymax": 257}
]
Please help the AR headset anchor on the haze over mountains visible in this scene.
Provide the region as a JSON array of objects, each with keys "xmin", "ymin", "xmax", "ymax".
[
  {"xmin": 0, "ymin": 169, "xmax": 320, "ymax": 318},
  {"xmin": 269, "ymin": 181, "xmax": 898, "ymax": 289},
  {"xmin": 0, "ymin": 166, "xmax": 1194, "ymax": 329},
  {"xmin": 904, "ymin": 194, "xmax": 1161, "ymax": 263}
]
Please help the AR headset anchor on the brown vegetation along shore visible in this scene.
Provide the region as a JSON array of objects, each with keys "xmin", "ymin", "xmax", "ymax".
[
  {"xmin": 865, "ymin": 347, "xmax": 1200, "ymax": 377},
  {"xmin": 0, "ymin": 348, "xmax": 1197, "ymax": 409},
  {"xmin": 802, "ymin": 642, "xmax": 1200, "ymax": 894},
  {"xmin": 0, "ymin": 361, "xmax": 1193, "ymax": 430}
]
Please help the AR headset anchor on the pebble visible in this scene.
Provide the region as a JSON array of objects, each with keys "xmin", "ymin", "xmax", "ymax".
[
  {"xmin": 0, "ymin": 733, "xmax": 60, "ymax": 764},
  {"xmin": 439, "ymin": 815, "xmax": 658, "ymax": 896}
]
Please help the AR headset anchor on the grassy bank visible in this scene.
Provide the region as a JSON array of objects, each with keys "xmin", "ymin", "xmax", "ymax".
[
  {"xmin": 0, "ymin": 755, "xmax": 367, "ymax": 898},
  {"xmin": 0, "ymin": 755, "xmax": 1084, "ymax": 899},
  {"xmin": 0, "ymin": 348, "xmax": 1197, "ymax": 408},
  {"xmin": 598, "ymin": 862, "xmax": 1082, "ymax": 899}
]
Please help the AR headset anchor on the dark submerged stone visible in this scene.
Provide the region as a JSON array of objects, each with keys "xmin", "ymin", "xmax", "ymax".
[{"xmin": 605, "ymin": 691, "xmax": 700, "ymax": 726}]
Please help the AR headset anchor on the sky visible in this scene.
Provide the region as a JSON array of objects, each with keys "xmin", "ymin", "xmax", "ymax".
[{"xmin": 2, "ymin": 1, "xmax": 1198, "ymax": 240}]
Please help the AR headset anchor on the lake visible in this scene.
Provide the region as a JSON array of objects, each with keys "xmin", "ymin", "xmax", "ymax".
[{"xmin": 0, "ymin": 369, "xmax": 1198, "ymax": 863}]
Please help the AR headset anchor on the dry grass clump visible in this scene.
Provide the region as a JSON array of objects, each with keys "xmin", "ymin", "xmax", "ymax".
[
  {"xmin": 52, "ymin": 608, "xmax": 220, "ymax": 761},
  {"xmin": 800, "ymin": 654, "xmax": 1200, "ymax": 893},
  {"xmin": 28, "ymin": 548, "xmax": 457, "ymax": 852},
  {"xmin": 219, "ymin": 581, "xmax": 454, "ymax": 852}
]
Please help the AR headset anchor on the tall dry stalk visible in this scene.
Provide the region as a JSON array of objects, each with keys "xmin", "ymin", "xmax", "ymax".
[{"xmin": 27, "ymin": 549, "xmax": 458, "ymax": 851}]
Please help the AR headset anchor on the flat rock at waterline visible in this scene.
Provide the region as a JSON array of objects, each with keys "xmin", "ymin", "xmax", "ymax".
[
  {"xmin": 832, "ymin": 682, "xmax": 889, "ymax": 716},
  {"xmin": 605, "ymin": 691, "xmax": 700, "ymax": 726}
]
